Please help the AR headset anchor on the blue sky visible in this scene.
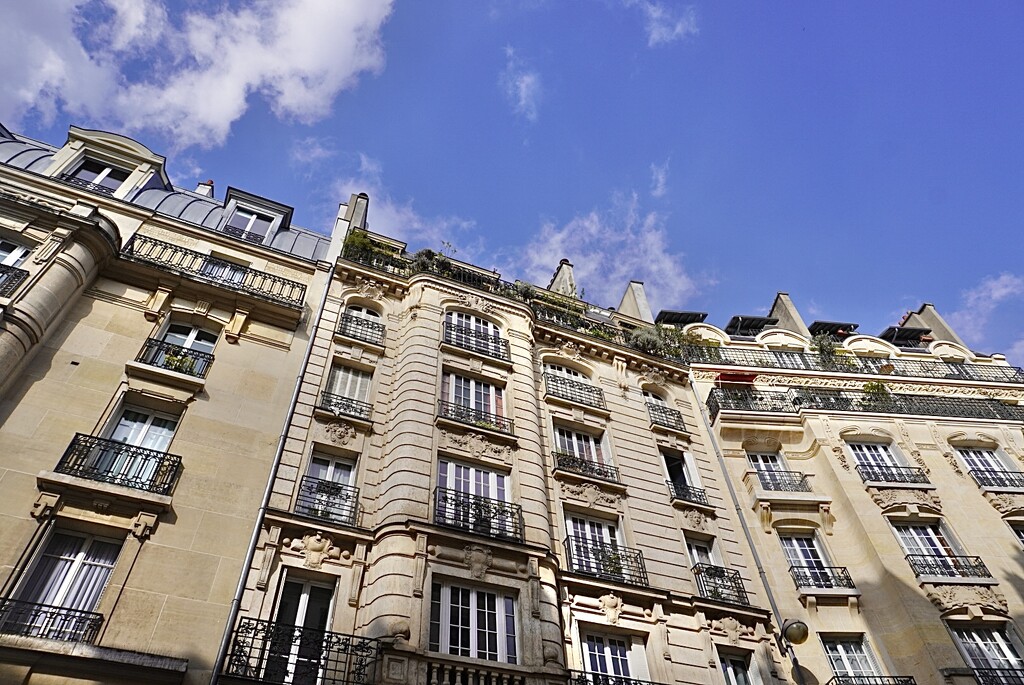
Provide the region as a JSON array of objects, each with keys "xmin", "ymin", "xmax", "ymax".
[{"xmin": 4, "ymin": 1, "xmax": 1024, "ymax": 361}]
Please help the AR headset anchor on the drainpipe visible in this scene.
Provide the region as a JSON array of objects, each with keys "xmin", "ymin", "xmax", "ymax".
[{"xmin": 210, "ymin": 263, "xmax": 336, "ymax": 684}]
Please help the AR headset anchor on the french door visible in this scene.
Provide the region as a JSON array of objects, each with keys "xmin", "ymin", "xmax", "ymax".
[
  {"xmin": 584, "ymin": 633, "xmax": 631, "ymax": 678},
  {"xmin": 780, "ymin": 535, "xmax": 831, "ymax": 586},
  {"xmin": 568, "ymin": 516, "xmax": 621, "ymax": 579},
  {"xmin": 93, "ymin": 408, "xmax": 178, "ymax": 487},
  {"xmin": 437, "ymin": 460, "xmax": 509, "ymax": 536},
  {"xmin": 266, "ymin": 580, "xmax": 335, "ymax": 685}
]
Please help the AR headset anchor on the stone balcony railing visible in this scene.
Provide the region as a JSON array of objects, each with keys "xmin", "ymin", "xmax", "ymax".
[
  {"xmin": 55, "ymin": 433, "xmax": 183, "ymax": 495},
  {"xmin": 0, "ymin": 598, "xmax": 104, "ymax": 643},
  {"xmin": 0, "ymin": 263, "xmax": 29, "ymax": 297}
]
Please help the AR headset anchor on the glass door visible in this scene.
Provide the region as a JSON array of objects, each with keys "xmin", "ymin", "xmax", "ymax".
[{"xmin": 265, "ymin": 580, "xmax": 334, "ymax": 684}]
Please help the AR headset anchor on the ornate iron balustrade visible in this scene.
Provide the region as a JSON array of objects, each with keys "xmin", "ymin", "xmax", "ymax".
[
  {"xmin": 56, "ymin": 173, "xmax": 117, "ymax": 196},
  {"xmin": 707, "ymin": 389, "xmax": 798, "ymax": 420},
  {"xmin": 789, "ymin": 565, "xmax": 856, "ymax": 590},
  {"xmin": 532, "ymin": 303, "xmax": 626, "ymax": 344},
  {"xmin": 646, "ymin": 403, "xmax": 686, "ymax": 431},
  {"xmin": 905, "ymin": 554, "xmax": 991, "ymax": 579},
  {"xmin": 755, "ymin": 470, "xmax": 811, "ymax": 492},
  {"xmin": 319, "ymin": 392, "xmax": 372, "ymax": 421},
  {"xmin": 434, "ymin": 487, "xmax": 523, "ymax": 542},
  {"xmin": 855, "ymin": 464, "xmax": 930, "ymax": 485},
  {"xmin": 443, "ymin": 322, "xmax": 511, "ymax": 361},
  {"xmin": 564, "ymin": 537, "xmax": 648, "ymax": 586},
  {"xmin": 337, "ymin": 313, "xmax": 386, "ymax": 346},
  {"xmin": 970, "ymin": 469, "xmax": 1024, "ymax": 489},
  {"xmin": 544, "ymin": 373, "xmax": 607, "ymax": 409},
  {"xmin": 219, "ymin": 224, "xmax": 266, "ymax": 244},
  {"xmin": 136, "ymin": 338, "xmax": 214, "ymax": 378},
  {"xmin": 568, "ymin": 671, "xmax": 667, "ymax": 685},
  {"xmin": 826, "ymin": 678, "xmax": 917, "ymax": 685},
  {"xmin": 974, "ymin": 670, "xmax": 1024, "ymax": 685},
  {"xmin": 0, "ymin": 598, "xmax": 103, "ymax": 643},
  {"xmin": 122, "ymin": 234, "xmax": 306, "ymax": 308},
  {"xmin": 437, "ymin": 400, "xmax": 514, "ymax": 434},
  {"xmin": 554, "ymin": 452, "xmax": 620, "ymax": 482},
  {"xmin": 0, "ymin": 264, "xmax": 29, "ymax": 297},
  {"xmin": 224, "ymin": 617, "xmax": 380, "ymax": 684},
  {"xmin": 55, "ymin": 433, "xmax": 182, "ymax": 495},
  {"xmin": 692, "ymin": 564, "xmax": 749, "ymax": 605},
  {"xmin": 342, "ymin": 239, "xmax": 410, "ymax": 275},
  {"xmin": 666, "ymin": 480, "xmax": 710, "ymax": 506},
  {"xmin": 427, "ymin": 661, "xmax": 526, "ymax": 685},
  {"xmin": 295, "ymin": 476, "xmax": 359, "ymax": 526}
]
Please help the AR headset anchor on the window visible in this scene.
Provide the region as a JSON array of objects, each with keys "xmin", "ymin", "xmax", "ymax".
[
  {"xmin": 429, "ymin": 582, "xmax": 518, "ymax": 663},
  {"xmin": 435, "ymin": 459, "xmax": 515, "ymax": 538},
  {"xmin": 346, "ymin": 305, "xmax": 381, "ymax": 322},
  {"xmin": 567, "ymin": 515, "xmax": 624, "ymax": 578},
  {"xmin": 747, "ymin": 452, "xmax": 782, "ymax": 472},
  {"xmin": 959, "ymin": 449, "xmax": 1023, "ymax": 489},
  {"xmin": 326, "ymin": 366, "xmax": 372, "ymax": 402},
  {"xmin": 893, "ymin": 522, "xmax": 959, "ymax": 557},
  {"xmin": 685, "ymin": 537, "xmax": 714, "ymax": 566},
  {"xmin": 720, "ymin": 654, "xmax": 753, "ymax": 685},
  {"xmin": 642, "ymin": 389, "xmax": 666, "ymax": 405},
  {"xmin": 583, "ymin": 632, "xmax": 632, "ymax": 678},
  {"xmin": 297, "ymin": 453, "xmax": 357, "ymax": 525},
  {"xmin": 849, "ymin": 442, "xmax": 925, "ymax": 484},
  {"xmin": 822, "ymin": 637, "xmax": 879, "ymax": 676},
  {"xmin": 68, "ymin": 158, "xmax": 130, "ymax": 193},
  {"xmin": 1011, "ymin": 524, "xmax": 1024, "ymax": 548},
  {"xmin": 0, "ymin": 238, "xmax": 30, "ymax": 267},
  {"xmin": 141, "ymin": 323, "xmax": 218, "ymax": 376},
  {"xmin": 225, "ymin": 207, "xmax": 273, "ymax": 242},
  {"xmin": 780, "ymin": 534, "xmax": 835, "ymax": 587},
  {"xmin": 892, "ymin": 522, "xmax": 985, "ymax": 578},
  {"xmin": 849, "ymin": 443, "xmax": 900, "ymax": 468},
  {"xmin": 199, "ymin": 255, "xmax": 247, "ymax": 284},
  {"xmin": 265, "ymin": 578, "xmax": 335, "ymax": 683},
  {"xmin": 664, "ymin": 451, "xmax": 696, "ymax": 488},
  {"xmin": 106, "ymin": 407, "xmax": 178, "ymax": 451},
  {"xmin": 162, "ymin": 323, "xmax": 218, "ymax": 354},
  {"xmin": 445, "ymin": 311, "xmax": 505, "ymax": 358},
  {"xmin": 952, "ymin": 626, "xmax": 1024, "ymax": 669},
  {"xmin": 555, "ymin": 427, "xmax": 606, "ymax": 464},
  {"xmin": 441, "ymin": 373, "xmax": 504, "ymax": 417},
  {"xmin": 546, "ymin": 363, "xmax": 584, "ymax": 379}
]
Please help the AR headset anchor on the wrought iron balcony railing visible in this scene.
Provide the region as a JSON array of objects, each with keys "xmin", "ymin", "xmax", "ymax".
[
  {"xmin": 569, "ymin": 671, "xmax": 667, "ymax": 685},
  {"xmin": 135, "ymin": 338, "xmax": 214, "ymax": 378},
  {"xmin": 755, "ymin": 470, "xmax": 811, "ymax": 492},
  {"xmin": 318, "ymin": 392, "xmax": 372, "ymax": 421},
  {"xmin": 122, "ymin": 234, "xmax": 306, "ymax": 308},
  {"xmin": 337, "ymin": 313, "xmax": 386, "ymax": 346},
  {"xmin": 646, "ymin": 402, "xmax": 686, "ymax": 431},
  {"xmin": 434, "ymin": 487, "xmax": 524, "ymax": 542},
  {"xmin": 437, "ymin": 400, "xmax": 514, "ymax": 434},
  {"xmin": 692, "ymin": 564, "xmax": 749, "ymax": 605},
  {"xmin": 224, "ymin": 617, "xmax": 380, "ymax": 684},
  {"xmin": 295, "ymin": 476, "xmax": 359, "ymax": 527},
  {"xmin": 789, "ymin": 565, "xmax": 856, "ymax": 590},
  {"xmin": 219, "ymin": 224, "xmax": 266, "ymax": 245},
  {"xmin": 0, "ymin": 598, "xmax": 103, "ymax": 643},
  {"xmin": 855, "ymin": 464, "xmax": 930, "ymax": 484},
  {"xmin": 905, "ymin": 554, "xmax": 991, "ymax": 579},
  {"xmin": 974, "ymin": 670, "xmax": 1024, "ymax": 685},
  {"xmin": 0, "ymin": 264, "xmax": 29, "ymax": 297},
  {"xmin": 825, "ymin": 678, "xmax": 917, "ymax": 685},
  {"xmin": 564, "ymin": 537, "xmax": 648, "ymax": 586},
  {"xmin": 544, "ymin": 373, "xmax": 607, "ymax": 409},
  {"xmin": 532, "ymin": 303, "xmax": 625, "ymax": 344},
  {"xmin": 56, "ymin": 173, "xmax": 117, "ymax": 196},
  {"xmin": 554, "ymin": 452, "xmax": 620, "ymax": 482},
  {"xmin": 443, "ymin": 322, "xmax": 511, "ymax": 361},
  {"xmin": 666, "ymin": 480, "xmax": 710, "ymax": 506},
  {"xmin": 970, "ymin": 469, "xmax": 1024, "ymax": 490},
  {"xmin": 55, "ymin": 433, "xmax": 183, "ymax": 495}
]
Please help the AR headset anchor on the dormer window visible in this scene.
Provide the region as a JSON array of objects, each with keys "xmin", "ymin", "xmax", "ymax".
[
  {"xmin": 66, "ymin": 159, "xmax": 131, "ymax": 195},
  {"xmin": 224, "ymin": 208, "xmax": 273, "ymax": 244}
]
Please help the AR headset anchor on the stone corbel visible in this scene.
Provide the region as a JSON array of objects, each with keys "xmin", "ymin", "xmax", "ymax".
[
  {"xmin": 144, "ymin": 285, "xmax": 174, "ymax": 322},
  {"xmin": 130, "ymin": 512, "xmax": 159, "ymax": 539},
  {"xmin": 256, "ymin": 526, "xmax": 282, "ymax": 591},
  {"xmin": 348, "ymin": 542, "xmax": 367, "ymax": 607},
  {"xmin": 33, "ymin": 227, "xmax": 72, "ymax": 264},
  {"xmin": 759, "ymin": 502, "xmax": 772, "ymax": 533},
  {"xmin": 224, "ymin": 308, "xmax": 249, "ymax": 344},
  {"xmin": 31, "ymin": 492, "xmax": 61, "ymax": 520},
  {"xmin": 413, "ymin": 533, "xmax": 428, "ymax": 597},
  {"xmin": 819, "ymin": 503, "xmax": 835, "ymax": 535},
  {"xmin": 529, "ymin": 558, "xmax": 541, "ymax": 618}
]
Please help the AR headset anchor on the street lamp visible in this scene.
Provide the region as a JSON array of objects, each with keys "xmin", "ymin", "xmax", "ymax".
[{"xmin": 778, "ymin": 619, "xmax": 810, "ymax": 685}]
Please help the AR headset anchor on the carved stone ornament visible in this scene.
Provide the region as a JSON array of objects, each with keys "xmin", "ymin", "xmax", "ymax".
[
  {"xmin": 691, "ymin": 370, "xmax": 719, "ymax": 382},
  {"xmin": 638, "ymin": 364, "xmax": 667, "ymax": 388},
  {"xmin": 681, "ymin": 507, "xmax": 708, "ymax": 532},
  {"xmin": 558, "ymin": 341, "xmax": 584, "ymax": 362},
  {"xmin": 756, "ymin": 374, "xmax": 1024, "ymax": 401},
  {"xmin": 927, "ymin": 584, "xmax": 1008, "ymax": 616},
  {"xmin": 870, "ymin": 488, "xmax": 942, "ymax": 514},
  {"xmin": 464, "ymin": 545, "xmax": 493, "ymax": 579},
  {"xmin": 895, "ymin": 420, "xmax": 930, "ymax": 475},
  {"xmin": 598, "ymin": 592, "xmax": 623, "ymax": 625},
  {"xmin": 989, "ymin": 494, "xmax": 1024, "ymax": 516},
  {"xmin": 457, "ymin": 292, "xmax": 494, "ymax": 314},
  {"xmin": 560, "ymin": 482, "xmax": 620, "ymax": 509},
  {"xmin": 929, "ymin": 424, "xmax": 964, "ymax": 478},
  {"xmin": 711, "ymin": 616, "xmax": 753, "ymax": 645},
  {"xmin": 325, "ymin": 420, "xmax": 356, "ymax": 445},
  {"xmin": 439, "ymin": 429, "xmax": 512, "ymax": 463},
  {"xmin": 286, "ymin": 531, "xmax": 342, "ymax": 570},
  {"xmin": 358, "ymin": 279, "xmax": 386, "ymax": 300},
  {"xmin": 821, "ymin": 417, "xmax": 851, "ymax": 471}
]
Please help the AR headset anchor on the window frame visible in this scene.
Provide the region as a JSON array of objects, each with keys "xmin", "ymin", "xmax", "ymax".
[
  {"xmin": 0, "ymin": 238, "xmax": 31, "ymax": 267},
  {"xmin": 428, "ymin": 580, "xmax": 519, "ymax": 664},
  {"xmin": 720, "ymin": 652, "xmax": 756, "ymax": 685},
  {"xmin": 68, "ymin": 157, "xmax": 132, "ymax": 192},
  {"xmin": 848, "ymin": 442, "xmax": 904, "ymax": 468},
  {"xmin": 957, "ymin": 447, "xmax": 1012, "ymax": 473},
  {"xmin": 161, "ymin": 322, "xmax": 219, "ymax": 354},
  {"xmin": 891, "ymin": 521, "xmax": 964, "ymax": 558},
  {"xmin": 225, "ymin": 206, "xmax": 275, "ymax": 242},
  {"xmin": 581, "ymin": 631, "xmax": 636, "ymax": 678},
  {"xmin": 554, "ymin": 425, "xmax": 608, "ymax": 464},
  {"xmin": 662, "ymin": 450, "xmax": 700, "ymax": 488},
  {"xmin": 441, "ymin": 372, "xmax": 505, "ymax": 416},
  {"xmin": 545, "ymin": 363, "xmax": 586, "ymax": 379},
  {"xmin": 326, "ymin": 365, "xmax": 373, "ymax": 402},
  {"xmin": 684, "ymin": 535, "xmax": 716, "ymax": 567},
  {"xmin": 820, "ymin": 635, "xmax": 881, "ymax": 677},
  {"xmin": 950, "ymin": 624, "xmax": 1024, "ymax": 669},
  {"xmin": 13, "ymin": 529, "xmax": 123, "ymax": 614}
]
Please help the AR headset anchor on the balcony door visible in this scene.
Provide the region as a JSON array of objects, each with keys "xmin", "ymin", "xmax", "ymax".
[
  {"xmin": 92, "ymin": 408, "xmax": 178, "ymax": 487},
  {"xmin": 893, "ymin": 523, "xmax": 957, "ymax": 558},
  {"xmin": 0, "ymin": 239, "xmax": 30, "ymax": 266},
  {"xmin": 446, "ymin": 311, "xmax": 502, "ymax": 357},
  {"xmin": 953, "ymin": 627, "xmax": 1024, "ymax": 670},
  {"xmin": 437, "ymin": 460, "xmax": 509, "ymax": 536},
  {"xmin": 327, "ymin": 366, "xmax": 372, "ymax": 403},
  {"xmin": 850, "ymin": 443, "xmax": 900, "ymax": 468},
  {"xmin": 823, "ymin": 638, "xmax": 879, "ymax": 677},
  {"xmin": 298, "ymin": 455, "xmax": 356, "ymax": 524},
  {"xmin": 555, "ymin": 427, "xmax": 607, "ymax": 465},
  {"xmin": 685, "ymin": 538, "xmax": 714, "ymax": 567},
  {"xmin": 266, "ymin": 579, "xmax": 335, "ymax": 685},
  {"xmin": 747, "ymin": 453, "xmax": 782, "ymax": 472},
  {"xmin": 162, "ymin": 323, "xmax": 218, "ymax": 354},
  {"xmin": 780, "ymin": 535, "xmax": 830, "ymax": 586},
  {"xmin": 568, "ymin": 515, "xmax": 621, "ymax": 579},
  {"xmin": 958, "ymin": 448, "xmax": 1006, "ymax": 472},
  {"xmin": 583, "ymin": 633, "xmax": 631, "ymax": 679},
  {"xmin": 442, "ymin": 373, "xmax": 504, "ymax": 418}
]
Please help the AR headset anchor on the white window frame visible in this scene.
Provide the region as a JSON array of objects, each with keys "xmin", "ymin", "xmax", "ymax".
[
  {"xmin": 848, "ymin": 442, "xmax": 902, "ymax": 468},
  {"xmin": 951, "ymin": 625, "xmax": 1024, "ymax": 669},
  {"xmin": 720, "ymin": 653, "xmax": 755, "ymax": 685},
  {"xmin": 779, "ymin": 533, "xmax": 830, "ymax": 569},
  {"xmin": 327, "ymin": 365, "xmax": 372, "ymax": 402},
  {"xmin": 104, "ymin": 406, "xmax": 179, "ymax": 452},
  {"xmin": 429, "ymin": 581, "xmax": 518, "ymax": 664},
  {"xmin": 225, "ymin": 207, "xmax": 274, "ymax": 241},
  {"xmin": 663, "ymin": 450, "xmax": 700, "ymax": 488},
  {"xmin": 958, "ymin": 447, "xmax": 1011, "ymax": 473},
  {"xmin": 15, "ymin": 530, "xmax": 122, "ymax": 610},
  {"xmin": 265, "ymin": 576, "xmax": 336, "ymax": 683},
  {"xmin": 69, "ymin": 158, "xmax": 131, "ymax": 191},
  {"xmin": 554, "ymin": 426, "xmax": 607, "ymax": 464},
  {"xmin": 684, "ymin": 536, "xmax": 716, "ymax": 567},
  {"xmin": 445, "ymin": 311, "xmax": 504, "ymax": 357},
  {"xmin": 346, "ymin": 304, "xmax": 381, "ymax": 321},
  {"xmin": 892, "ymin": 521, "xmax": 963, "ymax": 558},
  {"xmin": 746, "ymin": 452, "xmax": 784, "ymax": 472},
  {"xmin": 581, "ymin": 631, "xmax": 643, "ymax": 679},
  {"xmin": 442, "ymin": 372, "xmax": 504, "ymax": 416},
  {"xmin": 0, "ymin": 239, "xmax": 30, "ymax": 267},
  {"xmin": 821, "ymin": 636, "xmax": 881, "ymax": 677},
  {"xmin": 1010, "ymin": 523, "xmax": 1024, "ymax": 548},
  {"xmin": 161, "ymin": 322, "xmax": 219, "ymax": 353},
  {"xmin": 642, "ymin": 389, "xmax": 667, "ymax": 405},
  {"xmin": 545, "ymin": 363, "xmax": 585, "ymax": 379}
]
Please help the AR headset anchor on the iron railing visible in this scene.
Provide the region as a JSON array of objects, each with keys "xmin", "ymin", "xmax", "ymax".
[
  {"xmin": 564, "ymin": 537, "xmax": 648, "ymax": 586},
  {"xmin": 0, "ymin": 264, "xmax": 29, "ymax": 297},
  {"xmin": 825, "ymin": 678, "xmax": 916, "ymax": 685},
  {"xmin": 336, "ymin": 313, "xmax": 386, "ymax": 346},
  {"xmin": 0, "ymin": 598, "xmax": 103, "ymax": 643},
  {"xmin": 970, "ymin": 469, "xmax": 1024, "ymax": 490},
  {"xmin": 755, "ymin": 470, "xmax": 811, "ymax": 492},
  {"xmin": 646, "ymin": 403, "xmax": 686, "ymax": 431},
  {"xmin": 55, "ymin": 433, "xmax": 182, "ymax": 495},
  {"xmin": 427, "ymin": 661, "xmax": 525, "ymax": 685},
  {"xmin": 56, "ymin": 173, "xmax": 117, "ymax": 196},
  {"xmin": 692, "ymin": 564, "xmax": 748, "ymax": 605},
  {"xmin": 789, "ymin": 565, "xmax": 856, "ymax": 590},
  {"xmin": 318, "ymin": 392, "xmax": 372, "ymax": 421},
  {"xmin": 532, "ymin": 303, "xmax": 625, "ymax": 344},
  {"xmin": 666, "ymin": 480, "xmax": 710, "ymax": 506},
  {"xmin": 135, "ymin": 338, "xmax": 214, "ymax": 378},
  {"xmin": 554, "ymin": 452, "xmax": 620, "ymax": 482},
  {"xmin": 974, "ymin": 670, "xmax": 1024, "ymax": 685},
  {"xmin": 219, "ymin": 224, "xmax": 266, "ymax": 245},
  {"xmin": 122, "ymin": 234, "xmax": 306, "ymax": 308},
  {"xmin": 294, "ymin": 476, "xmax": 359, "ymax": 527},
  {"xmin": 905, "ymin": 554, "xmax": 991, "ymax": 579},
  {"xmin": 443, "ymin": 322, "xmax": 511, "ymax": 361},
  {"xmin": 224, "ymin": 617, "xmax": 380, "ymax": 684},
  {"xmin": 855, "ymin": 464, "xmax": 930, "ymax": 485},
  {"xmin": 437, "ymin": 400, "xmax": 514, "ymax": 434},
  {"xmin": 434, "ymin": 487, "xmax": 523, "ymax": 542},
  {"xmin": 568, "ymin": 671, "xmax": 666, "ymax": 685},
  {"xmin": 544, "ymin": 374, "xmax": 606, "ymax": 409}
]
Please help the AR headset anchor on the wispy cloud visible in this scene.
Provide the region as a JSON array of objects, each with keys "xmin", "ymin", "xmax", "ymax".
[
  {"xmin": 500, "ymin": 47, "xmax": 542, "ymax": 122},
  {"xmin": 946, "ymin": 273, "xmax": 1024, "ymax": 344},
  {"xmin": 649, "ymin": 159, "xmax": 669, "ymax": 198},
  {"xmin": 1007, "ymin": 336, "xmax": 1024, "ymax": 366},
  {"xmin": 0, "ymin": 0, "xmax": 394, "ymax": 149},
  {"xmin": 290, "ymin": 136, "xmax": 338, "ymax": 167},
  {"xmin": 624, "ymin": 1, "xmax": 698, "ymax": 47}
]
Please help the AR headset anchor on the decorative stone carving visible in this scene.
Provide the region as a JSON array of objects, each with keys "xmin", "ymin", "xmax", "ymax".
[
  {"xmin": 257, "ymin": 526, "xmax": 282, "ymax": 591},
  {"xmin": 130, "ymin": 512, "xmax": 159, "ymax": 539},
  {"xmin": 543, "ymin": 644, "xmax": 561, "ymax": 665},
  {"xmin": 194, "ymin": 300, "xmax": 212, "ymax": 316},
  {"xmin": 325, "ymin": 420, "xmax": 356, "ymax": 445},
  {"xmin": 929, "ymin": 424, "xmax": 964, "ymax": 478},
  {"xmin": 389, "ymin": 619, "xmax": 411, "ymax": 643},
  {"xmin": 989, "ymin": 494, "xmax": 1024, "ymax": 516},
  {"xmin": 560, "ymin": 482, "xmax": 620, "ymax": 509},
  {"xmin": 820, "ymin": 503, "xmax": 835, "ymax": 535},
  {"xmin": 457, "ymin": 292, "xmax": 494, "ymax": 314},
  {"xmin": 558, "ymin": 341, "xmax": 584, "ymax": 362},
  {"xmin": 821, "ymin": 417, "xmax": 851, "ymax": 471},
  {"xmin": 464, "ymin": 545, "xmax": 493, "ymax": 579},
  {"xmin": 691, "ymin": 370, "xmax": 719, "ymax": 382},
  {"xmin": 711, "ymin": 616, "xmax": 753, "ymax": 645},
  {"xmin": 30, "ymin": 492, "xmax": 60, "ymax": 520},
  {"xmin": 680, "ymin": 507, "xmax": 708, "ymax": 532},
  {"xmin": 598, "ymin": 592, "xmax": 623, "ymax": 625},
  {"xmin": 439, "ymin": 430, "xmax": 513, "ymax": 463},
  {"xmin": 638, "ymin": 364, "xmax": 668, "ymax": 387},
  {"xmin": 870, "ymin": 488, "xmax": 941, "ymax": 514},
  {"xmin": 358, "ymin": 279, "xmax": 386, "ymax": 300},
  {"xmin": 895, "ymin": 420, "xmax": 929, "ymax": 475},
  {"xmin": 287, "ymin": 531, "xmax": 342, "ymax": 569},
  {"xmin": 927, "ymin": 585, "xmax": 1008, "ymax": 615}
]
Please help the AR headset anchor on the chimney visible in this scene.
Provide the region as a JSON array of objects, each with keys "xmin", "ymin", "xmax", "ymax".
[
  {"xmin": 549, "ymin": 258, "xmax": 577, "ymax": 298},
  {"xmin": 617, "ymin": 281, "xmax": 654, "ymax": 323},
  {"xmin": 195, "ymin": 179, "xmax": 214, "ymax": 198}
]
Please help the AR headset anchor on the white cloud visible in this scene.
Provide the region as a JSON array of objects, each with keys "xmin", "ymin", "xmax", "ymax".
[
  {"xmin": 1007, "ymin": 336, "xmax": 1024, "ymax": 366},
  {"xmin": 500, "ymin": 47, "xmax": 542, "ymax": 122},
  {"xmin": 0, "ymin": 0, "xmax": 394, "ymax": 149},
  {"xmin": 624, "ymin": 1, "xmax": 698, "ymax": 47},
  {"xmin": 947, "ymin": 273, "xmax": 1024, "ymax": 344},
  {"xmin": 650, "ymin": 159, "xmax": 669, "ymax": 198},
  {"xmin": 290, "ymin": 136, "xmax": 338, "ymax": 167}
]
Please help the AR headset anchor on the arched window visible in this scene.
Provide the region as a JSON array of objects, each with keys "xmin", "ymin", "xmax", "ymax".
[
  {"xmin": 444, "ymin": 311, "xmax": 508, "ymax": 360},
  {"xmin": 339, "ymin": 304, "xmax": 385, "ymax": 345}
]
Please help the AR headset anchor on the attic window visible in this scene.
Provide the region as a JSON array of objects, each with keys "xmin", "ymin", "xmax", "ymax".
[
  {"xmin": 725, "ymin": 316, "xmax": 778, "ymax": 338},
  {"xmin": 63, "ymin": 159, "xmax": 131, "ymax": 195},
  {"xmin": 809, "ymin": 321, "xmax": 859, "ymax": 339},
  {"xmin": 224, "ymin": 208, "xmax": 273, "ymax": 244},
  {"xmin": 879, "ymin": 326, "xmax": 932, "ymax": 350}
]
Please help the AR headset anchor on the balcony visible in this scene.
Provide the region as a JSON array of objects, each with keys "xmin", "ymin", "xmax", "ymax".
[
  {"xmin": 219, "ymin": 224, "xmax": 266, "ymax": 245},
  {"xmin": 790, "ymin": 565, "xmax": 856, "ymax": 590},
  {"xmin": 532, "ymin": 303, "xmax": 625, "ymax": 345},
  {"xmin": 974, "ymin": 670, "xmax": 1024, "ymax": 685},
  {"xmin": 646, "ymin": 403, "xmax": 686, "ymax": 431},
  {"xmin": 666, "ymin": 480, "xmax": 710, "ymax": 507},
  {"xmin": 224, "ymin": 617, "xmax": 380, "ymax": 684},
  {"xmin": 56, "ymin": 173, "xmax": 116, "ymax": 196},
  {"xmin": 856, "ymin": 464, "xmax": 930, "ymax": 485},
  {"xmin": 970, "ymin": 469, "xmax": 1024, "ymax": 490},
  {"xmin": 122, "ymin": 234, "xmax": 306, "ymax": 308},
  {"xmin": 443, "ymin": 321, "xmax": 511, "ymax": 361},
  {"xmin": 434, "ymin": 487, "xmax": 523, "ymax": 543},
  {"xmin": 55, "ymin": 433, "xmax": 182, "ymax": 495},
  {"xmin": 294, "ymin": 476, "xmax": 358, "ymax": 527},
  {"xmin": 554, "ymin": 452, "xmax": 620, "ymax": 482},
  {"xmin": 437, "ymin": 400, "xmax": 514, "ymax": 434},
  {"xmin": 564, "ymin": 537, "xmax": 648, "ymax": 586},
  {"xmin": 755, "ymin": 470, "xmax": 811, "ymax": 492},
  {"xmin": 427, "ymin": 660, "xmax": 526, "ymax": 685},
  {"xmin": 0, "ymin": 598, "xmax": 103, "ymax": 643},
  {"xmin": 825, "ymin": 678, "xmax": 916, "ymax": 685},
  {"xmin": 0, "ymin": 264, "xmax": 29, "ymax": 297},
  {"xmin": 905, "ymin": 554, "xmax": 991, "ymax": 579},
  {"xmin": 337, "ymin": 313, "xmax": 386, "ymax": 346},
  {"xmin": 692, "ymin": 564, "xmax": 749, "ymax": 605},
  {"xmin": 569, "ymin": 671, "xmax": 667, "ymax": 685},
  {"xmin": 318, "ymin": 392, "xmax": 372, "ymax": 421},
  {"xmin": 544, "ymin": 374, "xmax": 607, "ymax": 410},
  {"xmin": 135, "ymin": 338, "xmax": 214, "ymax": 378}
]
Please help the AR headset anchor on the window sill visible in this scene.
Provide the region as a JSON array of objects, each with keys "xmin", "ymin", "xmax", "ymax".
[
  {"xmin": 313, "ymin": 407, "xmax": 373, "ymax": 432},
  {"xmin": 979, "ymin": 485, "xmax": 1024, "ymax": 495},
  {"xmin": 670, "ymin": 496, "xmax": 717, "ymax": 516},
  {"xmin": 917, "ymin": 575, "xmax": 998, "ymax": 587},
  {"xmin": 434, "ymin": 415, "xmax": 518, "ymax": 445},
  {"xmin": 37, "ymin": 471, "xmax": 173, "ymax": 511},
  {"xmin": 334, "ymin": 330, "xmax": 386, "ymax": 354},
  {"xmin": 124, "ymin": 360, "xmax": 205, "ymax": 393}
]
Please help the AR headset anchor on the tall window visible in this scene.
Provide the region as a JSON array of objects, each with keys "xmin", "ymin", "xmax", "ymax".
[
  {"xmin": 685, "ymin": 537, "xmax": 715, "ymax": 566},
  {"xmin": 746, "ymin": 452, "xmax": 783, "ymax": 472},
  {"xmin": 81, "ymin": 407, "xmax": 179, "ymax": 488},
  {"xmin": 441, "ymin": 373, "xmax": 504, "ymax": 417},
  {"xmin": 892, "ymin": 523, "xmax": 960, "ymax": 558},
  {"xmin": 959, "ymin": 448, "xmax": 1010, "ymax": 473},
  {"xmin": 584, "ymin": 633, "xmax": 632, "ymax": 678},
  {"xmin": 199, "ymin": 255, "xmax": 247, "ymax": 284},
  {"xmin": 567, "ymin": 515, "xmax": 622, "ymax": 578},
  {"xmin": 162, "ymin": 323, "xmax": 218, "ymax": 354},
  {"xmin": 265, "ymin": 578, "xmax": 335, "ymax": 684},
  {"xmin": 68, "ymin": 158, "xmax": 130, "ymax": 192},
  {"xmin": 107, "ymin": 407, "xmax": 178, "ymax": 451},
  {"xmin": 720, "ymin": 655, "xmax": 753, "ymax": 685},
  {"xmin": 849, "ymin": 443, "xmax": 900, "ymax": 467},
  {"xmin": 822, "ymin": 637, "xmax": 879, "ymax": 676},
  {"xmin": 642, "ymin": 389, "xmax": 666, "ymax": 405},
  {"xmin": 445, "ymin": 312, "xmax": 504, "ymax": 358},
  {"xmin": 952, "ymin": 626, "xmax": 1024, "ymax": 669},
  {"xmin": 555, "ymin": 427, "xmax": 606, "ymax": 464},
  {"xmin": 0, "ymin": 238, "xmax": 30, "ymax": 267},
  {"xmin": 664, "ymin": 451, "xmax": 698, "ymax": 488},
  {"xmin": 435, "ymin": 459, "xmax": 512, "ymax": 537},
  {"xmin": 225, "ymin": 207, "xmax": 273, "ymax": 242},
  {"xmin": 546, "ymin": 363, "xmax": 584, "ymax": 379},
  {"xmin": 781, "ymin": 534, "xmax": 832, "ymax": 587},
  {"xmin": 327, "ymin": 366, "xmax": 372, "ymax": 402},
  {"xmin": 429, "ymin": 582, "xmax": 518, "ymax": 663},
  {"xmin": 297, "ymin": 453, "xmax": 357, "ymax": 525}
]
